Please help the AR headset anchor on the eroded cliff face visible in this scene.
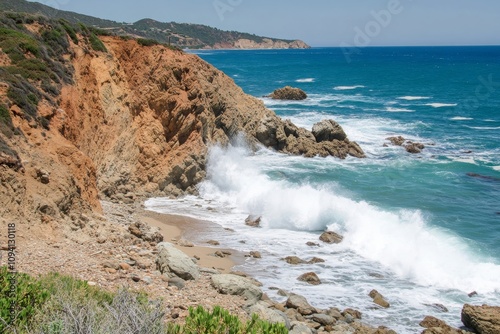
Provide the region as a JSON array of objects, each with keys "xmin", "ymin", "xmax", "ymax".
[
  {"xmin": 1, "ymin": 29, "xmax": 363, "ymax": 223},
  {"xmin": 216, "ymin": 38, "xmax": 310, "ymax": 50}
]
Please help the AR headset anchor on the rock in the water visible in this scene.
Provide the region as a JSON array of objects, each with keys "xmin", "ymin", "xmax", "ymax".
[
  {"xmin": 211, "ymin": 274, "xmax": 263, "ymax": 302},
  {"xmin": 245, "ymin": 215, "xmax": 261, "ymax": 227},
  {"xmin": 312, "ymin": 120, "xmax": 347, "ymax": 142},
  {"xmin": 308, "ymin": 257, "xmax": 325, "ymax": 264},
  {"xmin": 420, "ymin": 316, "xmax": 462, "ymax": 334},
  {"xmin": 369, "ymin": 289, "xmax": 390, "ymax": 308},
  {"xmin": 387, "ymin": 136, "xmax": 406, "ymax": 146},
  {"xmin": 284, "ymin": 256, "xmax": 307, "ymax": 265},
  {"xmin": 155, "ymin": 242, "xmax": 200, "ymax": 280},
  {"xmin": 462, "ymin": 304, "xmax": 500, "ymax": 334},
  {"xmin": 248, "ymin": 301, "xmax": 291, "ymax": 329},
  {"xmin": 286, "ymin": 294, "xmax": 316, "ymax": 316},
  {"xmin": 306, "ymin": 242, "xmax": 319, "ymax": 247},
  {"xmin": 405, "ymin": 142, "xmax": 425, "ymax": 154},
  {"xmin": 250, "ymin": 251, "xmax": 262, "ymax": 259},
  {"xmin": 207, "ymin": 240, "xmax": 220, "ymax": 245},
  {"xmin": 298, "ymin": 272, "xmax": 321, "ymax": 285},
  {"xmin": 270, "ymin": 86, "xmax": 307, "ymax": 100},
  {"xmin": 319, "ymin": 231, "xmax": 343, "ymax": 244}
]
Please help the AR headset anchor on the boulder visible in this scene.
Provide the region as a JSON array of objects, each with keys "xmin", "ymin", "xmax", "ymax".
[
  {"xmin": 308, "ymin": 257, "xmax": 325, "ymax": 264},
  {"xmin": 178, "ymin": 239, "xmax": 194, "ymax": 247},
  {"xmin": 250, "ymin": 251, "xmax": 262, "ymax": 259},
  {"xmin": 289, "ymin": 323, "xmax": 313, "ymax": 334},
  {"xmin": 248, "ymin": 301, "xmax": 291, "ymax": 329},
  {"xmin": 405, "ymin": 142, "xmax": 425, "ymax": 154},
  {"xmin": 342, "ymin": 308, "xmax": 362, "ymax": 320},
  {"xmin": 168, "ymin": 277, "xmax": 186, "ymax": 290},
  {"xmin": 369, "ymin": 289, "xmax": 390, "ymax": 308},
  {"xmin": 420, "ymin": 316, "xmax": 462, "ymax": 334},
  {"xmin": 284, "ymin": 256, "xmax": 307, "ymax": 265},
  {"xmin": 387, "ymin": 136, "xmax": 406, "ymax": 146},
  {"xmin": 312, "ymin": 120, "xmax": 347, "ymax": 142},
  {"xmin": 462, "ymin": 304, "xmax": 500, "ymax": 334},
  {"xmin": 245, "ymin": 215, "xmax": 261, "ymax": 227},
  {"xmin": 155, "ymin": 242, "xmax": 200, "ymax": 280},
  {"xmin": 211, "ymin": 274, "xmax": 262, "ymax": 302},
  {"xmin": 286, "ymin": 294, "xmax": 316, "ymax": 316},
  {"xmin": 129, "ymin": 222, "xmax": 163, "ymax": 243},
  {"xmin": 312, "ymin": 313, "xmax": 336, "ymax": 326},
  {"xmin": 269, "ymin": 86, "xmax": 307, "ymax": 100},
  {"xmin": 298, "ymin": 272, "xmax": 321, "ymax": 285},
  {"xmin": 319, "ymin": 231, "xmax": 344, "ymax": 244}
]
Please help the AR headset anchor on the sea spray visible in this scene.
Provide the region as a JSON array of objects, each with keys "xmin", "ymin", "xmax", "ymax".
[{"xmin": 198, "ymin": 143, "xmax": 500, "ymax": 293}]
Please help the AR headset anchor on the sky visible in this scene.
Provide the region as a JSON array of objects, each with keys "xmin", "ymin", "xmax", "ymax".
[{"xmin": 27, "ymin": 0, "xmax": 500, "ymax": 47}]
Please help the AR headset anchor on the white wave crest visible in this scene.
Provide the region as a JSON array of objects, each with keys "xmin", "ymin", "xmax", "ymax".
[
  {"xmin": 196, "ymin": 144, "xmax": 500, "ymax": 293},
  {"xmin": 296, "ymin": 78, "xmax": 315, "ymax": 83},
  {"xmin": 450, "ymin": 117, "xmax": 473, "ymax": 121},
  {"xmin": 386, "ymin": 107, "xmax": 415, "ymax": 113},
  {"xmin": 425, "ymin": 103, "xmax": 458, "ymax": 108},
  {"xmin": 334, "ymin": 85, "xmax": 365, "ymax": 91},
  {"xmin": 397, "ymin": 96, "xmax": 431, "ymax": 101}
]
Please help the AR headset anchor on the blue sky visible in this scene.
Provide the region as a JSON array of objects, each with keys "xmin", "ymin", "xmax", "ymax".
[{"xmin": 28, "ymin": 0, "xmax": 500, "ymax": 47}]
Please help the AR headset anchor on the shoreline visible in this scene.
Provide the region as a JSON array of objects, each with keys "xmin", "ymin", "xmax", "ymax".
[{"xmin": 140, "ymin": 209, "xmax": 246, "ymax": 273}]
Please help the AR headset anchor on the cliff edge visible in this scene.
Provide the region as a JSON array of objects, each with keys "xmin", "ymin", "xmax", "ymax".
[{"xmin": 0, "ymin": 15, "xmax": 363, "ymax": 225}]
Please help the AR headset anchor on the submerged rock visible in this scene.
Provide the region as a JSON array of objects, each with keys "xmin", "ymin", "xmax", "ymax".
[
  {"xmin": 297, "ymin": 272, "xmax": 321, "ymax": 285},
  {"xmin": 245, "ymin": 215, "xmax": 261, "ymax": 227},
  {"xmin": 269, "ymin": 86, "xmax": 307, "ymax": 100}
]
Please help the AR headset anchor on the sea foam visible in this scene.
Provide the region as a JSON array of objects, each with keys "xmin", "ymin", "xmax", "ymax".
[
  {"xmin": 296, "ymin": 78, "xmax": 315, "ymax": 83},
  {"xmin": 425, "ymin": 103, "xmax": 458, "ymax": 108},
  {"xmin": 397, "ymin": 96, "xmax": 431, "ymax": 101},
  {"xmin": 334, "ymin": 85, "xmax": 365, "ymax": 90},
  {"xmin": 197, "ymin": 144, "xmax": 500, "ymax": 293}
]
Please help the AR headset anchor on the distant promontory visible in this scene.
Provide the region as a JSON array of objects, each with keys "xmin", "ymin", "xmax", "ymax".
[{"xmin": 0, "ymin": 0, "xmax": 310, "ymax": 49}]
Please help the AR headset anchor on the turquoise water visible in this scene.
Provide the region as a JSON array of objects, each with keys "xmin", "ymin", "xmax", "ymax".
[{"xmin": 148, "ymin": 47, "xmax": 500, "ymax": 332}]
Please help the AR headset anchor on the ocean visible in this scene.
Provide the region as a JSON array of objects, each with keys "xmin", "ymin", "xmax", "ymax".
[{"xmin": 146, "ymin": 47, "xmax": 500, "ymax": 333}]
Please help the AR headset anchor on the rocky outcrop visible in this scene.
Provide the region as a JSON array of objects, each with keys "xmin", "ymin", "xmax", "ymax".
[
  {"xmin": 462, "ymin": 304, "xmax": 500, "ymax": 334},
  {"xmin": 269, "ymin": 86, "xmax": 307, "ymax": 100},
  {"xmin": 419, "ymin": 316, "xmax": 462, "ymax": 334},
  {"xmin": 1, "ymin": 19, "xmax": 363, "ymax": 237},
  {"xmin": 231, "ymin": 38, "xmax": 309, "ymax": 50},
  {"xmin": 211, "ymin": 274, "xmax": 263, "ymax": 303},
  {"xmin": 312, "ymin": 120, "xmax": 347, "ymax": 142},
  {"xmin": 155, "ymin": 242, "xmax": 200, "ymax": 280},
  {"xmin": 386, "ymin": 136, "xmax": 425, "ymax": 154}
]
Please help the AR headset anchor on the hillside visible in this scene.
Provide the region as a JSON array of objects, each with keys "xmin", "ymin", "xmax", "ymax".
[{"xmin": 0, "ymin": 0, "xmax": 310, "ymax": 49}]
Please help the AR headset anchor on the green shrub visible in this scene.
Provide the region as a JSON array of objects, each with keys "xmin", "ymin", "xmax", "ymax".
[
  {"xmin": 89, "ymin": 32, "xmax": 107, "ymax": 52},
  {"xmin": 171, "ymin": 306, "xmax": 288, "ymax": 334},
  {"xmin": 137, "ymin": 38, "xmax": 159, "ymax": 47},
  {"xmin": 58, "ymin": 19, "xmax": 78, "ymax": 44},
  {"xmin": 0, "ymin": 104, "xmax": 10, "ymax": 123},
  {"xmin": 0, "ymin": 266, "xmax": 50, "ymax": 333}
]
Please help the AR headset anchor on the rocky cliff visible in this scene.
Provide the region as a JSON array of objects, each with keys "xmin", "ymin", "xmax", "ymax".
[
  {"xmin": 0, "ymin": 15, "xmax": 362, "ymax": 225},
  {"xmin": 216, "ymin": 38, "xmax": 309, "ymax": 50}
]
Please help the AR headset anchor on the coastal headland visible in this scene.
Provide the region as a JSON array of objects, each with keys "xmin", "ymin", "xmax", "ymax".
[{"xmin": 0, "ymin": 12, "xmax": 498, "ymax": 334}]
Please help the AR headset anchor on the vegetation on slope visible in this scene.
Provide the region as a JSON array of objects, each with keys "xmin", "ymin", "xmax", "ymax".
[
  {"xmin": 0, "ymin": 267, "xmax": 288, "ymax": 334},
  {"xmin": 0, "ymin": 0, "xmax": 304, "ymax": 49}
]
